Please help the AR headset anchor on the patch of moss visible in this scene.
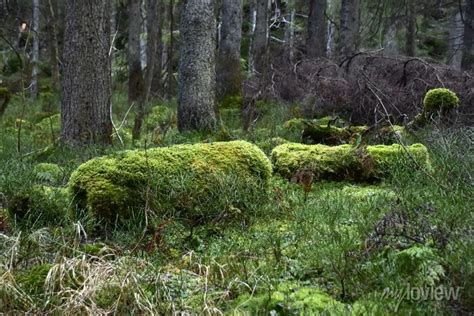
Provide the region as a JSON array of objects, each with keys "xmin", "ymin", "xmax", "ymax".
[
  {"xmin": 69, "ymin": 141, "xmax": 273, "ymax": 221},
  {"xmin": 423, "ymin": 88, "xmax": 459, "ymax": 113},
  {"xmin": 33, "ymin": 163, "xmax": 62, "ymax": 185},
  {"xmin": 16, "ymin": 264, "xmax": 52, "ymax": 295},
  {"xmin": 271, "ymin": 143, "xmax": 430, "ymax": 181},
  {"xmin": 7, "ymin": 185, "xmax": 70, "ymax": 222},
  {"xmin": 232, "ymin": 283, "xmax": 345, "ymax": 314}
]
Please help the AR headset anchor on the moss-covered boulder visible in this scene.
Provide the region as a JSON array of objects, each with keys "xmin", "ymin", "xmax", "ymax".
[
  {"xmin": 69, "ymin": 141, "xmax": 272, "ymax": 221},
  {"xmin": 271, "ymin": 143, "xmax": 430, "ymax": 181},
  {"xmin": 423, "ymin": 88, "xmax": 459, "ymax": 114}
]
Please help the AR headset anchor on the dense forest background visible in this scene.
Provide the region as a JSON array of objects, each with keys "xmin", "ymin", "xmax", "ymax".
[{"xmin": 0, "ymin": 0, "xmax": 473, "ymax": 314}]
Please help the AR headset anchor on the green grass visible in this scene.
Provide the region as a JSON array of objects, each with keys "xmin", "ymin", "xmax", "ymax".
[{"xmin": 0, "ymin": 91, "xmax": 472, "ymax": 314}]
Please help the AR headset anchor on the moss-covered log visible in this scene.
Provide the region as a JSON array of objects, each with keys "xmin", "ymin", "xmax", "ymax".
[
  {"xmin": 69, "ymin": 141, "xmax": 272, "ymax": 221},
  {"xmin": 271, "ymin": 143, "xmax": 430, "ymax": 182}
]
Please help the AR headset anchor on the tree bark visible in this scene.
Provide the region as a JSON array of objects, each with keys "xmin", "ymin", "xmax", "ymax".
[
  {"xmin": 178, "ymin": 0, "xmax": 218, "ymax": 132},
  {"xmin": 166, "ymin": 0, "xmax": 175, "ymax": 99},
  {"xmin": 151, "ymin": 0, "xmax": 164, "ymax": 97},
  {"xmin": 307, "ymin": 0, "xmax": 327, "ymax": 58},
  {"xmin": 251, "ymin": 0, "xmax": 268, "ymax": 74},
  {"xmin": 61, "ymin": 0, "xmax": 112, "ymax": 146},
  {"xmin": 216, "ymin": 0, "xmax": 243, "ymax": 101},
  {"xmin": 339, "ymin": 0, "xmax": 360, "ymax": 57},
  {"xmin": 30, "ymin": 0, "xmax": 40, "ymax": 99},
  {"xmin": 46, "ymin": 0, "xmax": 60, "ymax": 91},
  {"xmin": 462, "ymin": 0, "xmax": 474, "ymax": 70},
  {"xmin": 448, "ymin": 10, "xmax": 464, "ymax": 69},
  {"xmin": 406, "ymin": 1, "xmax": 416, "ymax": 57},
  {"xmin": 128, "ymin": 0, "xmax": 144, "ymax": 103},
  {"xmin": 133, "ymin": 0, "xmax": 161, "ymax": 140}
]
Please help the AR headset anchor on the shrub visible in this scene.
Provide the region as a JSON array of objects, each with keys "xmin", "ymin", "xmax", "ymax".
[
  {"xmin": 271, "ymin": 143, "xmax": 430, "ymax": 181},
  {"xmin": 69, "ymin": 141, "xmax": 272, "ymax": 221},
  {"xmin": 423, "ymin": 88, "xmax": 459, "ymax": 113},
  {"xmin": 232, "ymin": 283, "xmax": 345, "ymax": 314}
]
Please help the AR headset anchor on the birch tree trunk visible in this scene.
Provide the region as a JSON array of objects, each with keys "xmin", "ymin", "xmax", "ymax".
[
  {"xmin": 216, "ymin": 0, "xmax": 243, "ymax": 101},
  {"xmin": 178, "ymin": 0, "xmax": 218, "ymax": 132},
  {"xmin": 61, "ymin": 0, "xmax": 112, "ymax": 146},
  {"xmin": 307, "ymin": 0, "xmax": 327, "ymax": 58}
]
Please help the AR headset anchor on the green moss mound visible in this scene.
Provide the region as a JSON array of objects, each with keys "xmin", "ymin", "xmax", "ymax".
[
  {"xmin": 423, "ymin": 88, "xmax": 459, "ymax": 113},
  {"xmin": 69, "ymin": 141, "xmax": 272, "ymax": 221},
  {"xmin": 271, "ymin": 143, "xmax": 430, "ymax": 181},
  {"xmin": 232, "ymin": 283, "xmax": 345, "ymax": 315}
]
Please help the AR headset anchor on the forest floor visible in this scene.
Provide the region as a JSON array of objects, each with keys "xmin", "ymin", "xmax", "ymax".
[{"xmin": 0, "ymin": 92, "xmax": 472, "ymax": 315}]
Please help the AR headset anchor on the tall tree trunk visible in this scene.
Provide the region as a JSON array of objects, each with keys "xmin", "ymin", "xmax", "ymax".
[
  {"xmin": 61, "ymin": 0, "xmax": 112, "ymax": 146},
  {"xmin": 339, "ymin": 0, "xmax": 360, "ymax": 57},
  {"xmin": 30, "ymin": 0, "xmax": 40, "ymax": 99},
  {"xmin": 307, "ymin": 0, "xmax": 327, "ymax": 58},
  {"xmin": 462, "ymin": 0, "xmax": 474, "ymax": 70},
  {"xmin": 178, "ymin": 0, "xmax": 218, "ymax": 132},
  {"xmin": 133, "ymin": 0, "xmax": 161, "ymax": 140},
  {"xmin": 166, "ymin": 0, "xmax": 174, "ymax": 99},
  {"xmin": 384, "ymin": 22, "xmax": 399, "ymax": 56},
  {"xmin": 216, "ymin": 0, "xmax": 243, "ymax": 101},
  {"xmin": 46, "ymin": 0, "xmax": 60, "ymax": 91},
  {"xmin": 128, "ymin": 0, "xmax": 144, "ymax": 104},
  {"xmin": 151, "ymin": 1, "xmax": 164, "ymax": 97},
  {"xmin": 406, "ymin": 1, "xmax": 416, "ymax": 57},
  {"xmin": 248, "ymin": 0, "xmax": 257, "ymax": 73},
  {"xmin": 448, "ymin": 10, "xmax": 464, "ymax": 69},
  {"xmin": 285, "ymin": 1, "xmax": 296, "ymax": 62},
  {"xmin": 251, "ymin": 0, "xmax": 268, "ymax": 74}
]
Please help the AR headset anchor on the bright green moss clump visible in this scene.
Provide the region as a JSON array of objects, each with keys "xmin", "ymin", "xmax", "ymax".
[
  {"xmin": 232, "ymin": 283, "xmax": 345, "ymax": 314},
  {"xmin": 69, "ymin": 141, "xmax": 272, "ymax": 221},
  {"xmin": 271, "ymin": 143, "xmax": 430, "ymax": 181},
  {"xmin": 423, "ymin": 88, "xmax": 459, "ymax": 113}
]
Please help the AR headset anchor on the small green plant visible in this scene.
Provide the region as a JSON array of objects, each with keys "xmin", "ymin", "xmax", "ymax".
[{"xmin": 423, "ymin": 88, "xmax": 459, "ymax": 113}]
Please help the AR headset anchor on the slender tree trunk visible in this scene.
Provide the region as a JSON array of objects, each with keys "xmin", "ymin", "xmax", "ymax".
[
  {"xmin": 46, "ymin": 0, "xmax": 59, "ymax": 91},
  {"xmin": 384, "ymin": 22, "xmax": 399, "ymax": 56},
  {"xmin": 166, "ymin": 0, "xmax": 174, "ymax": 99},
  {"xmin": 339, "ymin": 0, "xmax": 360, "ymax": 57},
  {"xmin": 307, "ymin": 0, "xmax": 327, "ymax": 58},
  {"xmin": 248, "ymin": 0, "xmax": 257, "ymax": 73},
  {"xmin": 251, "ymin": 0, "xmax": 268, "ymax": 74},
  {"xmin": 128, "ymin": 0, "xmax": 144, "ymax": 104},
  {"xmin": 216, "ymin": 0, "xmax": 243, "ymax": 101},
  {"xmin": 30, "ymin": 0, "xmax": 40, "ymax": 99},
  {"xmin": 285, "ymin": 0, "xmax": 296, "ymax": 62},
  {"xmin": 178, "ymin": 0, "xmax": 218, "ymax": 132},
  {"xmin": 61, "ymin": 0, "xmax": 112, "ymax": 146},
  {"xmin": 406, "ymin": 1, "xmax": 416, "ymax": 57},
  {"xmin": 133, "ymin": 0, "xmax": 161, "ymax": 140},
  {"xmin": 151, "ymin": 1, "xmax": 164, "ymax": 97},
  {"xmin": 462, "ymin": 0, "xmax": 474, "ymax": 70},
  {"xmin": 448, "ymin": 10, "xmax": 464, "ymax": 69}
]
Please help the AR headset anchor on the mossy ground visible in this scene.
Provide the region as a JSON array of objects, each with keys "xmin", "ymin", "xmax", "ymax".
[{"xmin": 0, "ymin": 92, "xmax": 472, "ymax": 314}]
